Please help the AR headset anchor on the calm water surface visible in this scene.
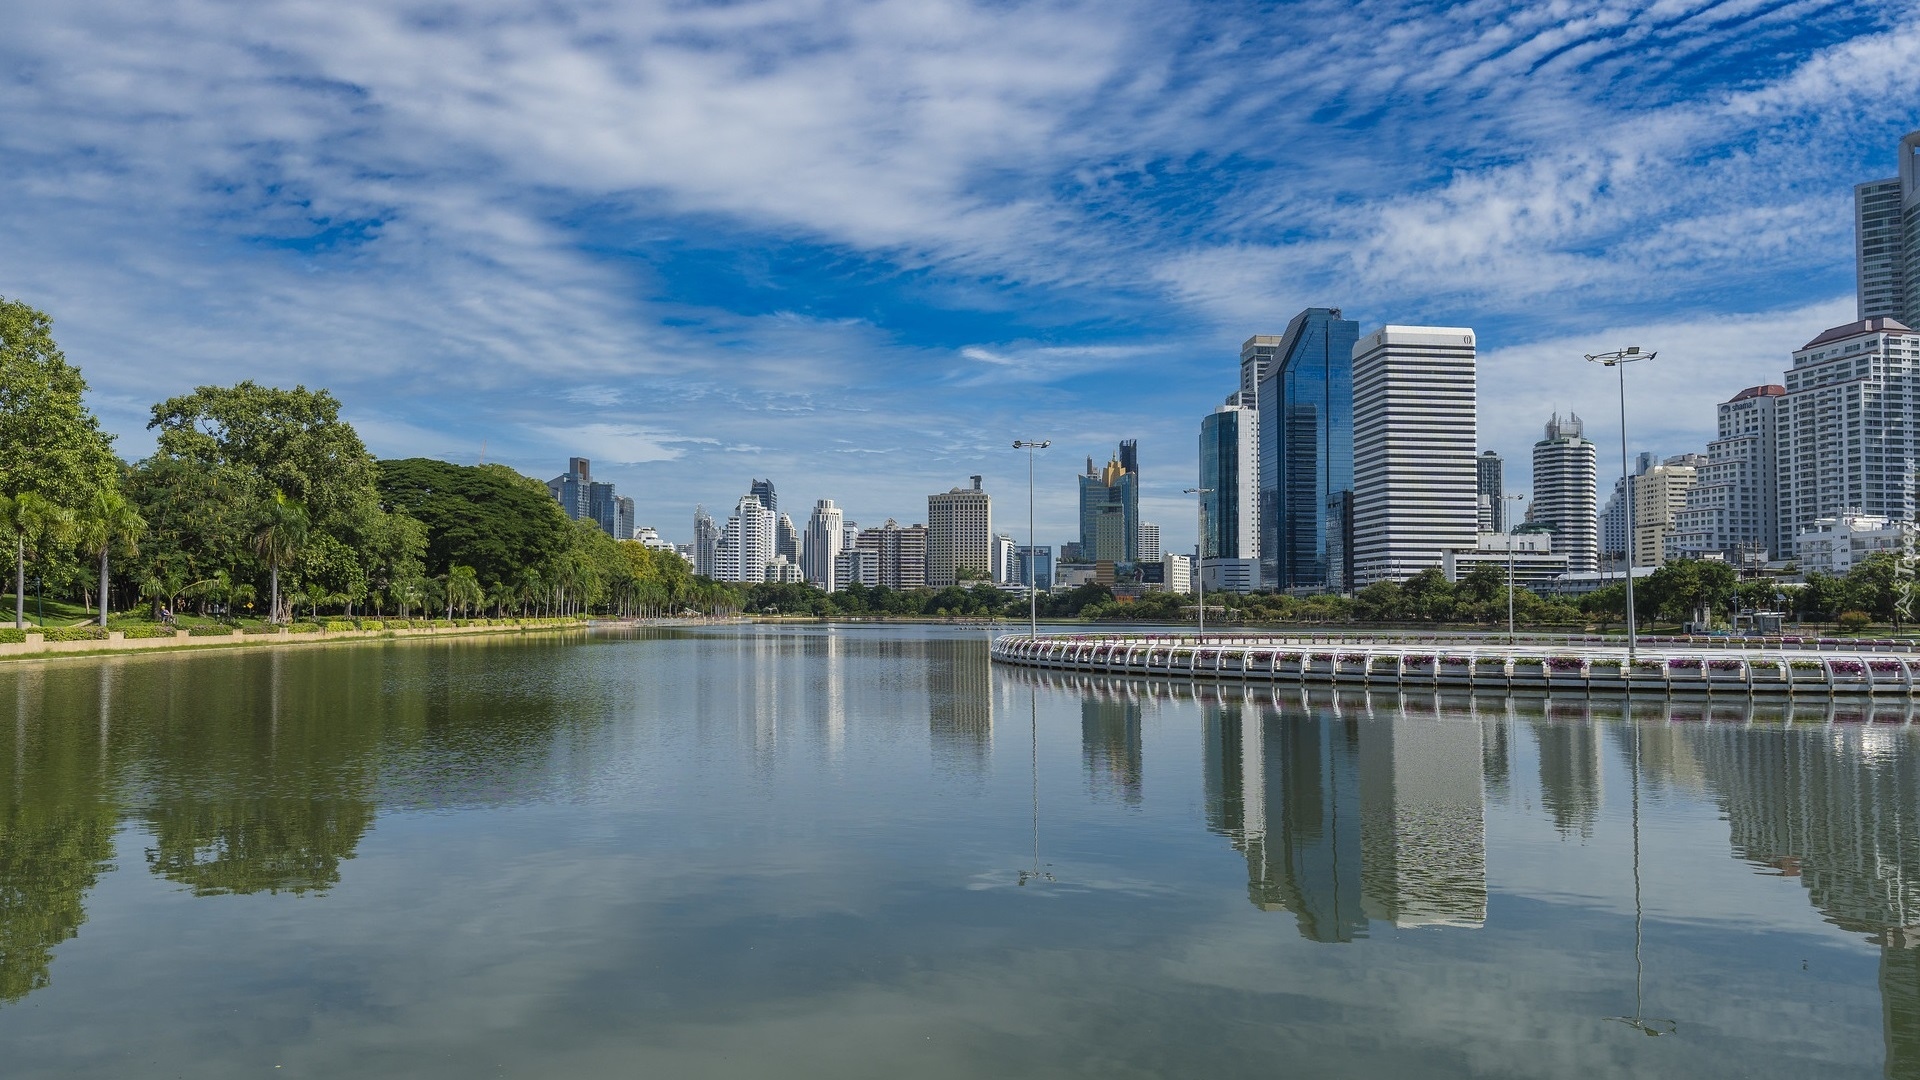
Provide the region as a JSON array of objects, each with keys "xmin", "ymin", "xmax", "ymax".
[{"xmin": 1, "ymin": 623, "xmax": 1916, "ymax": 1078}]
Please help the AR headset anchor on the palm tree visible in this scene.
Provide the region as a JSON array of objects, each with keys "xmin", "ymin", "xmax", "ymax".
[
  {"xmin": 252, "ymin": 493, "xmax": 308, "ymax": 624},
  {"xmin": 78, "ymin": 488, "xmax": 146, "ymax": 627},
  {"xmin": 445, "ymin": 565, "xmax": 483, "ymax": 618},
  {"xmin": 2, "ymin": 493, "xmax": 73, "ymax": 628}
]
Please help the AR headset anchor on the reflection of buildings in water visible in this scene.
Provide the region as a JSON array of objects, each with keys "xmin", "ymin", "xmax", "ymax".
[
  {"xmin": 926, "ymin": 636, "xmax": 993, "ymax": 772},
  {"xmin": 1082, "ymin": 699, "xmax": 1144, "ymax": 805},
  {"xmin": 1533, "ymin": 718, "xmax": 1604, "ymax": 839},
  {"xmin": 1202, "ymin": 694, "xmax": 1486, "ymax": 940},
  {"xmin": 1682, "ymin": 724, "xmax": 1920, "ymax": 1080},
  {"xmin": 1482, "ymin": 712, "xmax": 1511, "ymax": 798}
]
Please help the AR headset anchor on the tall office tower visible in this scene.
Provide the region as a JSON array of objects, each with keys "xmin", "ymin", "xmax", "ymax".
[
  {"xmin": 724, "ymin": 492, "xmax": 775, "ymax": 582},
  {"xmin": 1476, "ymin": 452, "xmax": 1504, "ymax": 533},
  {"xmin": 927, "ymin": 476, "xmax": 993, "ymax": 586},
  {"xmin": 692, "ymin": 506, "xmax": 720, "ymax": 578},
  {"xmin": 1778, "ymin": 318, "xmax": 1920, "ymax": 554},
  {"xmin": 1137, "ymin": 522, "xmax": 1160, "ymax": 563},
  {"xmin": 1240, "ymin": 335, "xmax": 1282, "ymax": 404},
  {"xmin": 1631, "ymin": 455, "xmax": 1701, "ymax": 567},
  {"xmin": 1599, "ymin": 451, "xmax": 1657, "ymax": 563},
  {"xmin": 1670, "ymin": 385, "xmax": 1785, "ymax": 562},
  {"xmin": 547, "ymin": 457, "xmax": 592, "ymax": 520},
  {"xmin": 1351, "ymin": 326, "xmax": 1478, "ymax": 586},
  {"xmin": 1258, "ymin": 307, "xmax": 1359, "ymax": 590},
  {"xmin": 714, "ymin": 517, "xmax": 740, "ymax": 582},
  {"xmin": 802, "ymin": 499, "xmax": 844, "ymax": 591},
  {"xmin": 1199, "ymin": 401, "xmax": 1260, "ymax": 563},
  {"xmin": 586, "ymin": 480, "xmax": 618, "ymax": 536},
  {"xmin": 1078, "ymin": 444, "xmax": 1141, "ymax": 563},
  {"xmin": 1530, "ymin": 414, "xmax": 1598, "ymax": 572},
  {"xmin": 614, "ymin": 496, "xmax": 635, "ymax": 541},
  {"xmin": 1019, "ymin": 545, "xmax": 1053, "ymax": 590},
  {"xmin": 855, "ymin": 519, "xmax": 928, "ymax": 588},
  {"xmin": 1854, "ymin": 130, "xmax": 1920, "ymax": 324},
  {"xmin": 750, "ymin": 478, "xmax": 777, "ymax": 513},
  {"xmin": 775, "ymin": 513, "xmax": 800, "ymax": 564}
]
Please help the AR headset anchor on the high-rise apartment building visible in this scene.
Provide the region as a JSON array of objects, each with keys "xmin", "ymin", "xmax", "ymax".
[
  {"xmin": 775, "ymin": 513, "xmax": 800, "ymax": 564},
  {"xmin": 1671, "ymin": 385, "xmax": 1784, "ymax": 561},
  {"xmin": 750, "ymin": 478, "xmax": 777, "ymax": 514},
  {"xmin": 1137, "ymin": 522, "xmax": 1160, "ymax": 563},
  {"xmin": 1258, "ymin": 308, "xmax": 1359, "ymax": 590},
  {"xmin": 1854, "ymin": 130, "xmax": 1920, "ymax": 325},
  {"xmin": 1199, "ymin": 401, "xmax": 1260, "ymax": 563},
  {"xmin": 1475, "ymin": 451, "xmax": 1504, "ymax": 533},
  {"xmin": 1632, "ymin": 455, "xmax": 1703, "ymax": 567},
  {"xmin": 1531, "ymin": 414, "xmax": 1597, "ymax": 573},
  {"xmin": 1777, "ymin": 318, "xmax": 1920, "ymax": 552},
  {"xmin": 692, "ymin": 506, "xmax": 720, "ymax": 578},
  {"xmin": 990, "ymin": 534, "xmax": 1016, "ymax": 584},
  {"xmin": 614, "ymin": 496, "xmax": 635, "ymax": 541},
  {"xmin": 855, "ymin": 520, "xmax": 928, "ymax": 589},
  {"xmin": 1351, "ymin": 326, "xmax": 1478, "ymax": 586},
  {"xmin": 1078, "ymin": 445, "xmax": 1140, "ymax": 563},
  {"xmin": 720, "ymin": 492, "xmax": 776, "ymax": 582},
  {"xmin": 1599, "ymin": 451, "xmax": 1657, "ymax": 564},
  {"xmin": 928, "ymin": 476, "xmax": 992, "ymax": 586},
  {"xmin": 1240, "ymin": 335, "xmax": 1281, "ymax": 404},
  {"xmin": 802, "ymin": 499, "xmax": 844, "ymax": 591}
]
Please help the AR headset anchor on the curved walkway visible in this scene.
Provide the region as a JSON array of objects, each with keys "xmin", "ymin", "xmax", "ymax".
[{"xmin": 989, "ymin": 632, "xmax": 1920, "ymax": 696}]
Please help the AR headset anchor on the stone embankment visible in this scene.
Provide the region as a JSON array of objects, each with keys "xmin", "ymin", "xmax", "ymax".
[
  {"xmin": 0, "ymin": 618, "xmax": 586, "ymax": 661},
  {"xmin": 990, "ymin": 632, "xmax": 1920, "ymax": 696}
]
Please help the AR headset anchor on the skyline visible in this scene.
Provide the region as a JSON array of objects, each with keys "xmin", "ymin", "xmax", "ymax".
[{"xmin": 3, "ymin": 1, "xmax": 1916, "ymax": 552}]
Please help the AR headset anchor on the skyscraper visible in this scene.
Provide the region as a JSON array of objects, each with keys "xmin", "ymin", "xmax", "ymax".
[
  {"xmin": 1670, "ymin": 385, "xmax": 1784, "ymax": 561},
  {"xmin": 722, "ymin": 492, "xmax": 776, "ymax": 582},
  {"xmin": 1351, "ymin": 325, "xmax": 1478, "ymax": 586},
  {"xmin": 1599, "ymin": 452, "xmax": 1656, "ymax": 564},
  {"xmin": 1137, "ymin": 522, "xmax": 1160, "ymax": 563},
  {"xmin": 692, "ymin": 506, "xmax": 720, "ymax": 578},
  {"xmin": 547, "ymin": 457, "xmax": 592, "ymax": 520},
  {"xmin": 1632, "ymin": 454, "xmax": 1703, "ymax": 567},
  {"xmin": 855, "ymin": 520, "xmax": 928, "ymax": 588},
  {"xmin": 1854, "ymin": 130, "xmax": 1920, "ymax": 326},
  {"xmin": 1200, "ymin": 400, "xmax": 1260, "ymax": 563},
  {"xmin": 1475, "ymin": 451, "xmax": 1504, "ymax": 533},
  {"xmin": 775, "ymin": 513, "xmax": 800, "ymax": 564},
  {"xmin": 1258, "ymin": 308, "xmax": 1359, "ymax": 590},
  {"xmin": 750, "ymin": 478, "xmax": 777, "ymax": 514},
  {"xmin": 1078, "ymin": 445, "xmax": 1141, "ymax": 563},
  {"xmin": 802, "ymin": 499, "xmax": 844, "ymax": 591},
  {"xmin": 1015, "ymin": 545, "xmax": 1052, "ymax": 591},
  {"xmin": 1531, "ymin": 414, "xmax": 1597, "ymax": 573},
  {"xmin": 1240, "ymin": 335, "xmax": 1281, "ymax": 404},
  {"xmin": 927, "ymin": 476, "xmax": 992, "ymax": 586},
  {"xmin": 1777, "ymin": 318, "xmax": 1920, "ymax": 553}
]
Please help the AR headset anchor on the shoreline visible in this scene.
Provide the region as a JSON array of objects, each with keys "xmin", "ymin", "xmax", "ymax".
[{"xmin": 0, "ymin": 618, "xmax": 588, "ymax": 664}]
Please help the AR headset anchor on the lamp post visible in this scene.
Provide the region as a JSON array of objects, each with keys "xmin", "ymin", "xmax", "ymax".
[
  {"xmin": 1505, "ymin": 494, "xmax": 1528, "ymax": 639},
  {"xmin": 1183, "ymin": 487, "xmax": 1213, "ymax": 639},
  {"xmin": 1013, "ymin": 439, "xmax": 1050, "ymax": 638},
  {"xmin": 1586, "ymin": 347, "xmax": 1656, "ymax": 661}
]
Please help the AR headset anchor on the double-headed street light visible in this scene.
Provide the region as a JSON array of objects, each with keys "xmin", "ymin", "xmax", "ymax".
[
  {"xmin": 1183, "ymin": 487, "xmax": 1213, "ymax": 638},
  {"xmin": 1013, "ymin": 439, "xmax": 1051, "ymax": 637},
  {"xmin": 1585, "ymin": 346, "xmax": 1657, "ymax": 662},
  {"xmin": 1504, "ymin": 493, "xmax": 1528, "ymax": 640}
]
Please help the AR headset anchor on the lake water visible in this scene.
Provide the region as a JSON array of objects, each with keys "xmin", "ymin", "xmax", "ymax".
[{"xmin": 1, "ymin": 623, "xmax": 1916, "ymax": 1078}]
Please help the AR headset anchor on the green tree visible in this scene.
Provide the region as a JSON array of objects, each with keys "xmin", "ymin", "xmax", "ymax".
[
  {"xmin": 2, "ymin": 492, "xmax": 75, "ymax": 628},
  {"xmin": 444, "ymin": 564, "xmax": 483, "ymax": 618},
  {"xmin": 375, "ymin": 458, "xmax": 576, "ymax": 592},
  {"xmin": 252, "ymin": 493, "xmax": 308, "ymax": 624},
  {"xmin": 0, "ymin": 297, "xmax": 118, "ymax": 507},
  {"xmin": 77, "ymin": 486, "xmax": 146, "ymax": 627}
]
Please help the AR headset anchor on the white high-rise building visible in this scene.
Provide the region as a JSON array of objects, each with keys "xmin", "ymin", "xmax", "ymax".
[
  {"xmin": 775, "ymin": 513, "xmax": 801, "ymax": 565},
  {"xmin": 717, "ymin": 493, "xmax": 775, "ymax": 583},
  {"xmin": 1240, "ymin": 335, "xmax": 1282, "ymax": 405},
  {"xmin": 1854, "ymin": 130, "xmax": 1920, "ymax": 326},
  {"xmin": 990, "ymin": 534, "xmax": 1016, "ymax": 584},
  {"xmin": 927, "ymin": 477, "xmax": 992, "ymax": 586},
  {"xmin": 1199, "ymin": 400, "xmax": 1260, "ymax": 564},
  {"xmin": 1670, "ymin": 385, "xmax": 1785, "ymax": 562},
  {"xmin": 693, "ymin": 506, "xmax": 721, "ymax": 578},
  {"xmin": 1599, "ymin": 452, "xmax": 1656, "ymax": 564},
  {"xmin": 1531, "ymin": 413, "xmax": 1597, "ymax": 573},
  {"xmin": 1137, "ymin": 522, "xmax": 1161, "ymax": 563},
  {"xmin": 714, "ymin": 517, "xmax": 741, "ymax": 582},
  {"xmin": 802, "ymin": 499, "xmax": 844, "ymax": 591},
  {"xmin": 1351, "ymin": 326, "xmax": 1478, "ymax": 586},
  {"xmin": 1633, "ymin": 455, "xmax": 1702, "ymax": 567},
  {"xmin": 1778, "ymin": 318, "xmax": 1920, "ymax": 553}
]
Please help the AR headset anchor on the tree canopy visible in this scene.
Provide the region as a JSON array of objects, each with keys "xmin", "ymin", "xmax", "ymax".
[{"xmin": 375, "ymin": 458, "xmax": 575, "ymax": 589}]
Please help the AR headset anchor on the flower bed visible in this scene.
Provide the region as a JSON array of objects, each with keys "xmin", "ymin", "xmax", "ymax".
[
  {"xmin": 1789, "ymin": 660, "xmax": 1824, "ymax": 671},
  {"xmin": 1310, "ymin": 652, "xmax": 1334, "ymax": 662},
  {"xmin": 1546, "ymin": 657, "xmax": 1583, "ymax": 672},
  {"xmin": 1667, "ymin": 657, "xmax": 1702, "ymax": 670},
  {"xmin": 1475, "ymin": 657, "xmax": 1505, "ymax": 666},
  {"xmin": 1633, "ymin": 660, "xmax": 1663, "ymax": 672},
  {"xmin": 1869, "ymin": 660, "xmax": 1904, "ymax": 674},
  {"xmin": 1708, "ymin": 659, "xmax": 1743, "ymax": 672},
  {"xmin": 1590, "ymin": 658, "xmax": 1621, "ymax": 668},
  {"xmin": 1403, "ymin": 655, "xmax": 1434, "ymax": 666},
  {"xmin": 1440, "ymin": 656, "xmax": 1470, "ymax": 667},
  {"xmin": 1829, "ymin": 660, "xmax": 1866, "ymax": 676}
]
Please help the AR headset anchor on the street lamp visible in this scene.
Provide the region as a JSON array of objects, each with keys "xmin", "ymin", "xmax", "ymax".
[
  {"xmin": 1504, "ymin": 494, "xmax": 1528, "ymax": 639},
  {"xmin": 1183, "ymin": 487, "xmax": 1213, "ymax": 639},
  {"xmin": 1586, "ymin": 346, "xmax": 1657, "ymax": 661},
  {"xmin": 1013, "ymin": 439, "xmax": 1051, "ymax": 637}
]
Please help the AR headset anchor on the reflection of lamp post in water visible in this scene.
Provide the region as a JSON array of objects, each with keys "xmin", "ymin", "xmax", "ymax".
[
  {"xmin": 1018, "ymin": 686, "xmax": 1053, "ymax": 886},
  {"xmin": 1607, "ymin": 717, "xmax": 1676, "ymax": 1037}
]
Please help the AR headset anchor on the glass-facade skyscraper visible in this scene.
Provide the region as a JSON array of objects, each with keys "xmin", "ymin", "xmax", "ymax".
[
  {"xmin": 1200, "ymin": 402, "xmax": 1258, "ymax": 560},
  {"xmin": 1259, "ymin": 308, "xmax": 1358, "ymax": 590},
  {"xmin": 1078, "ymin": 444, "xmax": 1141, "ymax": 563}
]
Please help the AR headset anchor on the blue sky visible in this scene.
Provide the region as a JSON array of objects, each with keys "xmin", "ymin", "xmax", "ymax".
[{"xmin": 3, "ymin": 0, "xmax": 1916, "ymax": 554}]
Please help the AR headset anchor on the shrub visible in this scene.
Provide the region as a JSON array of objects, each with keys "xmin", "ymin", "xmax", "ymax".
[
  {"xmin": 41, "ymin": 626, "xmax": 108, "ymax": 642},
  {"xmin": 242, "ymin": 624, "xmax": 281, "ymax": 635},
  {"xmin": 359, "ymin": 620, "xmax": 386, "ymax": 631},
  {"xmin": 1475, "ymin": 656, "xmax": 1505, "ymax": 666},
  {"xmin": 1837, "ymin": 611, "xmax": 1872, "ymax": 631},
  {"xmin": 1633, "ymin": 659, "xmax": 1663, "ymax": 672},
  {"xmin": 120, "ymin": 626, "xmax": 175, "ymax": 640},
  {"xmin": 1511, "ymin": 656, "xmax": 1543, "ymax": 666},
  {"xmin": 1440, "ymin": 656, "xmax": 1470, "ymax": 666},
  {"xmin": 289, "ymin": 622, "xmax": 322, "ymax": 634},
  {"xmin": 1590, "ymin": 658, "xmax": 1622, "ymax": 668},
  {"xmin": 1404, "ymin": 655, "xmax": 1434, "ymax": 666},
  {"xmin": 325, "ymin": 620, "xmax": 356, "ymax": 632},
  {"xmin": 0, "ymin": 628, "xmax": 24, "ymax": 644},
  {"xmin": 1789, "ymin": 660, "xmax": 1823, "ymax": 671},
  {"xmin": 187, "ymin": 625, "xmax": 236, "ymax": 637}
]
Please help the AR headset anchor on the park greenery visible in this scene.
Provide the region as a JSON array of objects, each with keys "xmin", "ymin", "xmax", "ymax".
[{"xmin": 6, "ymin": 293, "xmax": 1919, "ymax": 634}]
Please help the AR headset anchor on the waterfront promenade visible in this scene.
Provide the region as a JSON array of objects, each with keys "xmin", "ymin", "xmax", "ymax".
[{"xmin": 991, "ymin": 631, "xmax": 1920, "ymax": 698}]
